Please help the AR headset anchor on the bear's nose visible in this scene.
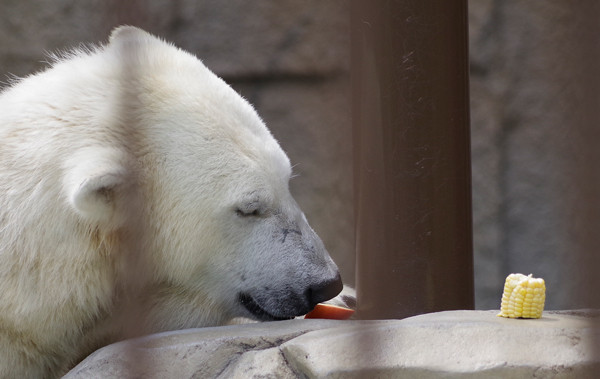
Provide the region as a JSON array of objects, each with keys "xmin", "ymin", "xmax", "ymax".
[{"xmin": 306, "ymin": 272, "xmax": 343, "ymax": 309}]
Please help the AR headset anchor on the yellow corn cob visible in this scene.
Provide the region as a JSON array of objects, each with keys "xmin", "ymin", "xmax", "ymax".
[{"xmin": 498, "ymin": 273, "xmax": 545, "ymax": 319}]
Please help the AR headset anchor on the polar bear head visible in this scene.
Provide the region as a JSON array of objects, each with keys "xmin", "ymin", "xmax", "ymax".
[{"xmin": 59, "ymin": 27, "xmax": 342, "ymax": 327}]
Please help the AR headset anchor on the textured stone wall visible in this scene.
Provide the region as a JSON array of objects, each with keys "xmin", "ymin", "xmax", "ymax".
[
  {"xmin": 1, "ymin": 1, "xmax": 597, "ymax": 311},
  {"xmin": 469, "ymin": 0, "xmax": 600, "ymax": 309}
]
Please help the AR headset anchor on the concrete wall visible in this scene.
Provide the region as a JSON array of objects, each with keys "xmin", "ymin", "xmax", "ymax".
[
  {"xmin": 469, "ymin": 0, "xmax": 600, "ymax": 309},
  {"xmin": 1, "ymin": 1, "xmax": 597, "ymax": 311}
]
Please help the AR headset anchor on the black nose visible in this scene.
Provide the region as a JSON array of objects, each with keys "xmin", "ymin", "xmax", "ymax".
[{"xmin": 306, "ymin": 272, "xmax": 343, "ymax": 308}]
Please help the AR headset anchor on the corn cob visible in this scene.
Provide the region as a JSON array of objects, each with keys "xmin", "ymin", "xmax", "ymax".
[{"xmin": 498, "ymin": 273, "xmax": 545, "ymax": 319}]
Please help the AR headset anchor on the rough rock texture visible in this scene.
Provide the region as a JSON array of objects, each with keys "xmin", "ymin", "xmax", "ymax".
[
  {"xmin": 64, "ymin": 310, "xmax": 599, "ymax": 378},
  {"xmin": 63, "ymin": 320, "xmax": 343, "ymax": 378}
]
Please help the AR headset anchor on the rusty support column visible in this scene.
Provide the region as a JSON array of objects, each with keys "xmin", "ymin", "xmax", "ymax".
[{"xmin": 352, "ymin": 0, "xmax": 473, "ymax": 319}]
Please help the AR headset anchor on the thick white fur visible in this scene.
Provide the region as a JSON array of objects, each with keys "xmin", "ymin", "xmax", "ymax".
[{"xmin": 0, "ymin": 26, "xmax": 342, "ymax": 377}]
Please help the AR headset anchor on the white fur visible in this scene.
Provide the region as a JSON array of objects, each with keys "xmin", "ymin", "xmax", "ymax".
[{"xmin": 0, "ymin": 26, "xmax": 342, "ymax": 377}]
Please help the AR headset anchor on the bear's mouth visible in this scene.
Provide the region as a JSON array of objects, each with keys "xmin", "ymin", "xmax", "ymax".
[{"xmin": 238, "ymin": 293, "xmax": 294, "ymax": 321}]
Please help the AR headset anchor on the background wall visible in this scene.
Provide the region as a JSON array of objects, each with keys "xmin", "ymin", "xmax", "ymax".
[
  {"xmin": 1, "ymin": 0, "xmax": 597, "ymax": 311},
  {"xmin": 469, "ymin": 0, "xmax": 599, "ymax": 309}
]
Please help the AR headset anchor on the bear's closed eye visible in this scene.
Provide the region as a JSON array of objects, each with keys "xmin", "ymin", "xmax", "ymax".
[{"xmin": 236, "ymin": 208, "xmax": 261, "ymax": 217}]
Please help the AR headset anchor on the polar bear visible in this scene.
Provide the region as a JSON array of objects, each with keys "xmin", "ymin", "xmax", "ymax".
[{"xmin": 0, "ymin": 26, "xmax": 344, "ymax": 377}]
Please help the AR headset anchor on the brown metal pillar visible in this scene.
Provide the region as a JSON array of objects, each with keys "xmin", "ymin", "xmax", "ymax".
[
  {"xmin": 569, "ymin": 1, "xmax": 600, "ymax": 361},
  {"xmin": 352, "ymin": 0, "xmax": 473, "ymax": 319}
]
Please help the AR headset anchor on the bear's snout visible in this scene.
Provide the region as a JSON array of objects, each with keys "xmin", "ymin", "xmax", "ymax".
[
  {"xmin": 305, "ymin": 272, "xmax": 343, "ymax": 309},
  {"xmin": 238, "ymin": 270, "xmax": 343, "ymax": 321}
]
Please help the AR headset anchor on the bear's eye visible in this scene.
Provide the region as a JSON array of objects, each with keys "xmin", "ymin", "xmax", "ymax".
[
  {"xmin": 235, "ymin": 201, "xmax": 263, "ymax": 218},
  {"xmin": 235, "ymin": 207, "xmax": 261, "ymax": 217}
]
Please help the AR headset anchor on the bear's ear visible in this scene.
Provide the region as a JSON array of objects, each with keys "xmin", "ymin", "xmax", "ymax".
[
  {"xmin": 63, "ymin": 147, "xmax": 132, "ymax": 229},
  {"xmin": 109, "ymin": 25, "xmax": 157, "ymax": 45}
]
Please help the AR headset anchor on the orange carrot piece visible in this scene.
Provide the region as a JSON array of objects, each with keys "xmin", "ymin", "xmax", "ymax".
[{"xmin": 304, "ymin": 303, "xmax": 355, "ymax": 320}]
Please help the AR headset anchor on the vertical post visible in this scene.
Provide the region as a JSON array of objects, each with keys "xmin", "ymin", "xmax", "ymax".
[
  {"xmin": 570, "ymin": 2, "xmax": 600, "ymax": 360},
  {"xmin": 352, "ymin": 0, "xmax": 473, "ymax": 319}
]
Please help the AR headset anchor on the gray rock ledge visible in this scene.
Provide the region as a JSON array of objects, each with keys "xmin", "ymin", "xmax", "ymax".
[{"xmin": 64, "ymin": 310, "xmax": 599, "ymax": 378}]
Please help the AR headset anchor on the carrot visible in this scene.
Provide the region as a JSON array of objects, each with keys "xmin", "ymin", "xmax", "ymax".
[{"xmin": 304, "ymin": 303, "xmax": 355, "ymax": 320}]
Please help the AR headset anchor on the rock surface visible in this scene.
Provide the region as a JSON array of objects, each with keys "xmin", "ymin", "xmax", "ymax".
[{"xmin": 64, "ymin": 310, "xmax": 599, "ymax": 378}]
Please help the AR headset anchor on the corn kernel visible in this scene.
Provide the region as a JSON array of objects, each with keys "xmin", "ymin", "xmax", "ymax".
[{"xmin": 498, "ymin": 273, "xmax": 545, "ymax": 319}]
